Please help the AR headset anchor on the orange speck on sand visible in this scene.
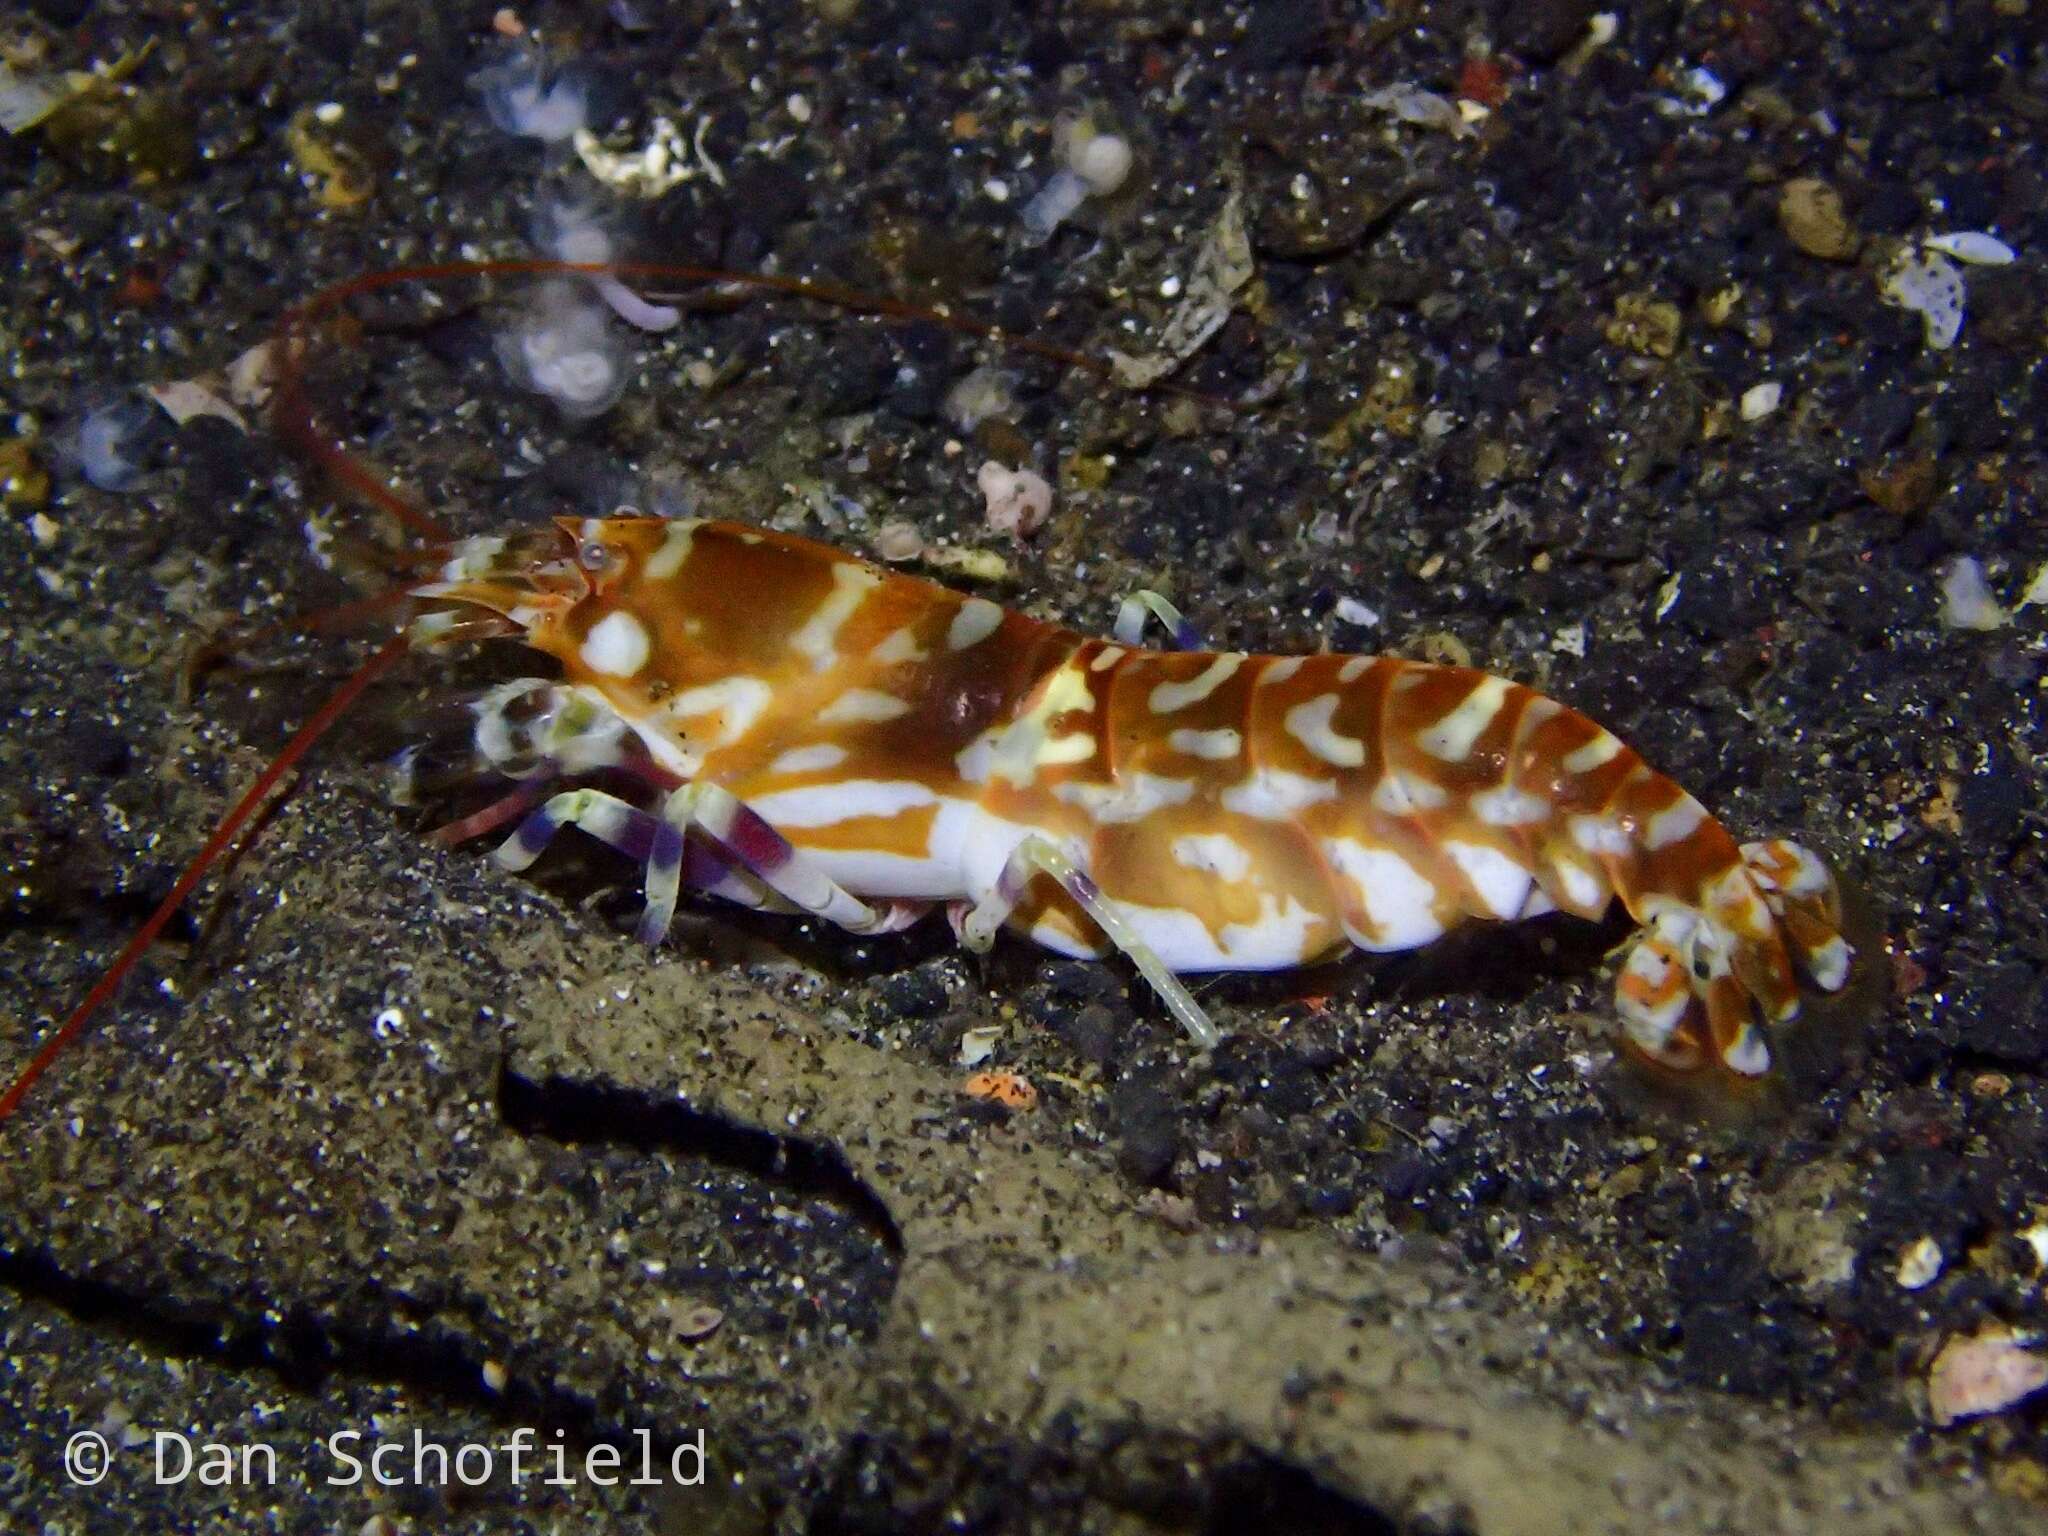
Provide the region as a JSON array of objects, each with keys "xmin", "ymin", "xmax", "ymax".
[{"xmin": 963, "ymin": 1071, "xmax": 1038, "ymax": 1111}]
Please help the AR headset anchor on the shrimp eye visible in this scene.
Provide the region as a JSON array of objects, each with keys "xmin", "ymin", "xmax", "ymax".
[{"xmin": 577, "ymin": 540, "xmax": 618, "ymax": 575}]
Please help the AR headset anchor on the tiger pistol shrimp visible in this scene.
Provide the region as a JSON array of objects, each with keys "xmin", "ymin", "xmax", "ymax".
[
  {"xmin": 392, "ymin": 513, "xmax": 1851, "ymax": 1085},
  {"xmin": 0, "ymin": 282, "xmax": 1853, "ymax": 1123}
]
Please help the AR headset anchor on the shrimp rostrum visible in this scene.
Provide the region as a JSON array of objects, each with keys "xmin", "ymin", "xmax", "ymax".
[{"xmin": 409, "ymin": 514, "xmax": 1852, "ymax": 1090}]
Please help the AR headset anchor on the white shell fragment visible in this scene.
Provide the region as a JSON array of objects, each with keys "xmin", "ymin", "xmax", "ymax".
[
  {"xmin": 1923, "ymin": 231, "xmax": 2016, "ymax": 266},
  {"xmin": 1895, "ymin": 1236, "xmax": 1943, "ymax": 1291},
  {"xmin": 957, "ymin": 1025, "xmax": 1001, "ymax": 1068},
  {"xmin": 1928, "ymin": 1328, "xmax": 2048, "ymax": 1427},
  {"xmin": 1361, "ymin": 84, "xmax": 1465, "ymax": 135},
  {"xmin": 1939, "ymin": 556, "xmax": 2008, "ymax": 632},
  {"xmin": 1740, "ymin": 381, "xmax": 1783, "ymax": 422},
  {"xmin": 1880, "ymin": 248, "xmax": 1966, "ymax": 350},
  {"xmin": 148, "ymin": 379, "xmax": 249, "ymax": 434}
]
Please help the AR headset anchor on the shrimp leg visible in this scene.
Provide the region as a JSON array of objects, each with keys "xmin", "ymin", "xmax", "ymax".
[
  {"xmin": 639, "ymin": 783, "xmax": 928, "ymax": 946},
  {"xmin": 954, "ymin": 835, "xmax": 1222, "ymax": 1051}
]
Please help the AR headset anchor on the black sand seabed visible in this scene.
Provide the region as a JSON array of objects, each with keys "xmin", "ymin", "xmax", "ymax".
[{"xmin": 1, "ymin": 2, "xmax": 2043, "ymax": 1531}]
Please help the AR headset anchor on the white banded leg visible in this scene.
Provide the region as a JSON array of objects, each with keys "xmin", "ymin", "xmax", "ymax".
[
  {"xmin": 1113, "ymin": 590, "xmax": 1203, "ymax": 650},
  {"xmin": 641, "ymin": 783, "xmax": 927, "ymax": 948},
  {"xmin": 956, "ymin": 834, "xmax": 1221, "ymax": 1051},
  {"xmin": 494, "ymin": 788, "xmax": 775, "ymax": 945}
]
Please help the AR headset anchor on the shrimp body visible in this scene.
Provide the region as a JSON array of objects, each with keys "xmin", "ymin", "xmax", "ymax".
[{"xmin": 415, "ymin": 516, "xmax": 1851, "ymax": 1091}]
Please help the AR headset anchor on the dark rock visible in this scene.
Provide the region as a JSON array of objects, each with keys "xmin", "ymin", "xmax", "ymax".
[
  {"xmin": 1500, "ymin": 0, "xmax": 1602, "ymax": 64},
  {"xmin": 876, "ymin": 971, "xmax": 949, "ymax": 1022},
  {"xmin": 1112, "ymin": 1072, "xmax": 1182, "ymax": 1189}
]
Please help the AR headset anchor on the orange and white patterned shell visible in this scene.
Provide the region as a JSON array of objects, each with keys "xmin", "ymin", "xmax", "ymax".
[{"xmin": 416, "ymin": 516, "xmax": 1851, "ymax": 1088}]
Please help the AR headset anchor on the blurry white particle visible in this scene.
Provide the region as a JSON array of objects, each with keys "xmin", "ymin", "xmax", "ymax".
[
  {"xmin": 373, "ymin": 1007, "xmax": 405, "ymax": 1038},
  {"xmin": 2020, "ymin": 1219, "xmax": 2048, "ymax": 1270},
  {"xmin": 1551, "ymin": 622, "xmax": 1587, "ymax": 658},
  {"xmin": 1159, "ymin": 274, "xmax": 1183, "ymax": 299},
  {"xmin": 480, "ymin": 1359, "xmax": 508, "ymax": 1393},
  {"xmin": 1661, "ymin": 65, "xmax": 1726, "ymax": 116},
  {"xmin": 1896, "ymin": 1236, "xmax": 1943, "ymax": 1290},
  {"xmin": 1740, "ymin": 381, "xmax": 1783, "ymax": 421},
  {"xmin": 1923, "ymin": 231, "xmax": 2015, "ymax": 266},
  {"xmin": 2018, "ymin": 563, "xmax": 2048, "ymax": 610},
  {"xmin": 786, "ymin": 92, "xmax": 811, "ymax": 123},
  {"xmin": 1333, "ymin": 595, "xmax": 1380, "ymax": 628},
  {"xmin": 1939, "ymin": 556, "xmax": 2008, "ymax": 631},
  {"xmin": 1879, "ymin": 248, "xmax": 1965, "ymax": 350},
  {"xmin": 983, "ymin": 177, "xmax": 1009, "ymax": 203},
  {"xmin": 313, "ymin": 101, "xmax": 345, "ymax": 125}
]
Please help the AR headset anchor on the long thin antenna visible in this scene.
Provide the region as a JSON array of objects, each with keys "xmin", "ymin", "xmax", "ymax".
[{"xmin": 0, "ymin": 633, "xmax": 412, "ymax": 1122}]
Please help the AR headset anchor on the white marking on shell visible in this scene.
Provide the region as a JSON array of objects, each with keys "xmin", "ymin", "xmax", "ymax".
[
  {"xmin": 1644, "ymin": 794, "xmax": 1708, "ymax": 851},
  {"xmin": 1028, "ymin": 912, "xmax": 1109, "ymax": 958},
  {"xmin": 1148, "ymin": 653, "xmax": 1244, "ymax": 713},
  {"xmin": 1444, "ymin": 840, "xmax": 1533, "ymax": 919},
  {"xmin": 1090, "ymin": 645, "xmax": 1126, "ymax": 672},
  {"xmin": 791, "ymin": 563, "xmax": 882, "ymax": 672},
  {"xmin": 1117, "ymin": 904, "xmax": 1235, "ymax": 970},
  {"xmin": 1807, "ymin": 934, "xmax": 1853, "ymax": 991},
  {"xmin": 1036, "ymin": 733, "xmax": 1098, "ymax": 766},
  {"xmin": 1054, "ymin": 773, "xmax": 1194, "ymax": 824},
  {"xmin": 1617, "ymin": 941, "xmax": 1687, "ymax": 1048},
  {"xmin": 1171, "ymin": 833, "xmax": 1254, "ymax": 883},
  {"xmin": 1418, "ymin": 675, "xmax": 1509, "ymax": 762},
  {"xmin": 1472, "ymin": 785, "xmax": 1550, "ymax": 826},
  {"xmin": 643, "ymin": 519, "xmax": 700, "ymax": 580},
  {"xmin": 1562, "ymin": 731, "xmax": 1623, "ymax": 775},
  {"xmin": 871, "ymin": 625, "xmax": 927, "ymax": 666},
  {"xmin": 666, "ymin": 676, "xmax": 772, "ymax": 747},
  {"xmin": 930, "ymin": 802, "xmax": 1071, "ymax": 907},
  {"xmin": 1218, "ymin": 894, "xmax": 1325, "ymax": 968},
  {"xmin": 978, "ymin": 660, "xmax": 1095, "ymax": 788},
  {"xmin": 1552, "ymin": 860, "xmax": 1605, "ymax": 912},
  {"xmin": 819, "ymin": 688, "xmax": 912, "ymax": 724},
  {"xmin": 1571, "ymin": 814, "xmax": 1633, "ymax": 856},
  {"xmin": 1338, "ymin": 656, "xmax": 1371, "ymax": 683},
  {"xmin": 1285, "ymin": 695, "xmax": 1367, "ymax": 768},
  {"xmin": 748, "ymin": 779, "xmax": 936, "ymax": 828},
  {"xmin": 1221, "ymin": 769, "xmax": 1338, "ymax": 820},
  {"xmin": 947, "ymin": 597, "xmax": 1004, "ymax": 651},
  {"xmin": 1323, "ymin": 839, "xmax": 1445, "ymax": 951},
  {"xmin": 580, "ymin": 611, "xmax": 651, "ymax": 677},
  {"xmin": 1259, "ymin": 657, "xmax": 1305, "ymax": 686},
  {"xmin": 1168, "ymin": 726, "xmax": 1243, "ymax": 759},
  {"xmin": 1722, "ymin": 1025, "xmax": 1772, "ymax": 1077},
  {"xmin": 769, "ymin": 744, "xmax": 849, "ymax": 776},
  {"xmin": 1371, "ymin": 772, "xmax": 1449, "ymax": 816}
]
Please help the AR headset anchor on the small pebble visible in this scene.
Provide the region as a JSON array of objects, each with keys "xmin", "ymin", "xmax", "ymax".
[
  {"xmin": 1928, "ymin": 1329, "xmax": 2048, "ymax": 1426},
  {"xmin": 1779, "ymin": 178, "xmax": 1860, "ymax": 261},
  {"xmin": 1939, "ymin": 556, "xmax": 2007, "ymax": 631},
  {"xmin": 1740, "ymin": 381, "xmax": 1783, "ymax": 422},
  {"xmin": 1896, "ymin": 1236, "xmax": 1943, "ymax": 1290}
]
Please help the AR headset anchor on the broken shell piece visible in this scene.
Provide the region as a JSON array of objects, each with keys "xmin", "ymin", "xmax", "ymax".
[
  {"xmin": 1880, "ymin": 248, "xmax": 1966, "ymax": 350},
  {"xmin": 957, "ymin": 1025, "xmax": 1002, "ymax": 1068},
  {"xmin": 1928, "ymin": 1328, "xmax": 2048, "ymax": 1427},
  {"xmin": 1923, "ymin": 231, "xmax": 2016, "ymax": 266},
  {"xmin": 148, "ymin": 379, "xmax": 248, "ymax": 433}
]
